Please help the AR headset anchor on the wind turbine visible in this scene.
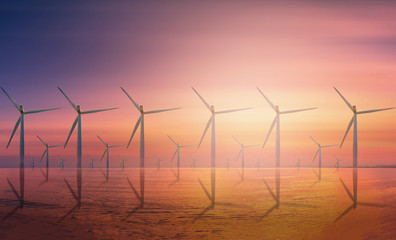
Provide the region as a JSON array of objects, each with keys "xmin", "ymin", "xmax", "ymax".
[
  {"xmin": 119, "ymin": 155, "xmax": 128, "ymax": 169},
  {"xmin": 233, "ymin": 136, "xmax": 259, "ymax": 181},
  {"xmin": 28, "ymin": 155, "xmax": 38, "ymax": 169},
  {"xmin": 296, "ymin": 157, "xmax": 304, "ymax": 169},
  {"xmin": 37, "ymin": 136, "xmax": 62, "ymax": 181},
  {"xmin": 334, "ymin": 155, "xmax": 344, "ymax": 170},
  {"xmin": 193, "ymin": 87, "xmax": 250, "ymax": 207},
  {"xmin": 191, "ymin": 157, "xmax": 199, "ymax": 168},
  {"xmin": 168, "ymin": 136, "xmax": 194, "ymax": 181},
  {"xmin": 225, "ymin": 158, "xmax": 230, "ymax": 168},
  {"xmin": 88, "ymin": 155, "xmax": 96, "ymax": 168},
  {"xmin": 1, "ymin": 87, "xmax": 60, "ymax": 206},
  {"xmin": 334, "ymin": 87, "xmax": 394, "ymax": 168},
  {"xmin": 257, "ymin": 158, "xmax": 261, "ymax": 169},
  {"xmin": 58, "ymin": 87, "xmax": 117, "ymax": 204},
  {"xmin": 121, "ymin": 87, "xmax": 180, "ymax": 207},
  {"xmin": 58, "ymin": 155, "xmax": 67, "ymax": 168},
  {"xmin": 97, "ymin": 136, "xmax": 125, "ymax": 169},
  {"xmin": 154, "ymin": 155, "xmax": 165, "ymax": 168},
  {"xmin": 310, "ymin": 136, "xmax": 337, "ymax": 181},
  {"xmin": 257, "ymin": 87, "xmax": 316, "ymax": 206}
]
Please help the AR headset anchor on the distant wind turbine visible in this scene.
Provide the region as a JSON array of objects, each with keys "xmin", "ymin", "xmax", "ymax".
[
  {"xmin": 334, "ymin": 155, "xmax": 344, "ymax": 170},
  {"xmin": 119, "ymin": 155, "xmax": 128, "ymax": 169},
  {"xmin": 193, "ymin": 87, "xmax": 250, "ymax": 206},
  {"xmin": 154, "ymin": 155, "xmax": 165, "ymax": 168},
  {"xmin": 28, "ymin": 155, "xmax": 38, "ymax": 169},
  {"xmin": 310, "ymin": 136, "xmax": 337, "ymax": 181},
  {"xmin": 88, "ymin": 155, "xmax": 96, "ymax": 168},
  {"xmin": 97, "ymin": 136, "xmax": 125, "ymax": 169},
  {"xmin": 37, "ymin": 136, "xmax": 62, "ymax": 181},
  {"xmin": 191, "ymin": 157, "xmax": 199, "ymax": 168},
  {"xmin": 169, "ymin": 136, "xmax": 194, "ymax": 180},
  {"xmin": 233, "ymin": 136, "xmax": 259, "ymax": 181},
  {"xmin": 334, "ymin": 87, "xmax": 394, "ymax": 168},
  {"xmin": 225, "ymin": 158, "xmax": 230, "ymax": 168},
  {"xmin": 58, "ymin": 155, "xmax": 68, "ymax": 168},
  {"xmin": 58, "ymin": 87, "xmax": 117, "ymax": 204},
  {"xmin": 1, "ymin": 87, "xmax": 60, "ymax": 206}
]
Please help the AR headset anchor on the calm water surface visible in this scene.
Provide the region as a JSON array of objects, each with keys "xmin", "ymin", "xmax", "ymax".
[{"xmin": 1, "ymin": 167, "xmax": 395, "ymax": 239}]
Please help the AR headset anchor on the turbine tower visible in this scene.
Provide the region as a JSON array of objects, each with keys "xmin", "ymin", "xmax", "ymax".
[
  {"xmin": 310, "ymin": 136, "xmax": 337, "ymax": 181},
  {"xmin": 58, "ymin": 87, "xmax": 117, "ymax": 205},
  {"xmin": 233, "ymin": 136, "xmax": 259, "ymax": 181},
  {"xmin": 193, "ymin": 87, "xmax": 250, "ymax": 206},
  {"xmin": 1, "ymin": 87, "xmax": 60, "ymax": 205},
  {"xmin": 37, "ymin": 136, "xmax": 62, "ymax": 181},
  {"xmin": 97, "ymin": 136, "xmax": 125, "ymax": 169},
  {"xmin": 257, "ymin": 87, "xmax": 316, "ymax": 204},
  {"xmin": 334, "ymin": 87, "xmax": 394, "ymax": 168}
]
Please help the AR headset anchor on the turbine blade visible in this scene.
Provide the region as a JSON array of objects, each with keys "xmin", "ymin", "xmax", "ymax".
[
  {"xmin": 171, "ymin": 149, "xmax": 178, "ymax": 162},
  {"xmin": 309, "ymin": 136, "xmax": 319, "ymax": 146},
  {"xmin": 263, "ymin": 116, "xmax": 277, "ymax": 148},
  {"xmin": 245, "ymin": 144, "xmax": 260, "ymax": 148},
  {"xmin": 357, "ymin": 107, "xmax": 394, "ymax": 114},
  {"xmin": 333, "ymin": 87, "xmax": 354, "ymax": 111},
  {"xmin": 64, "ymin": 116, "xmax": 78, "ymax": 148},
  {"xmin": 1, "ymin": 88, "xmax": 19, "ymax": 110},
  {"xmin": 127, "ymin": 115, "xmax": 141, "ymax": 148},
  {"xmin": 233, "ymin": 136, "xmax": 243, "ymax": 146},
  {"xmin": 235, "ymin": 149, "xmax": 242, "ymax": 161},
  {"xmin": 180, "ymin": 144, "xmax": 195, "ymax": 148},
  {"xmin": 37, "ymin": 136, "xmax": 47, "ymax": 145},
  {"xmin": 49, "ymin": 145, "xmax": 63, "ymax": 148},
  {"xmin": 192, "ymin": 87, "xmax": 211, "ymax": 111},
  {"xmin": 82, "ymin": 108, "xmax": 118, "ymax": 114},
  {"xmin": 322, "ymin": 144, "xmax": 338, "ymax": 148},
  {"xmin": 24, "ymin": 107, "xmax": 61, "ymax": 114},
  {"xmin": 109, "ymin": 144, "xmax": 125, "ymax": 148},
  {"xmin": 40, "ymin": 149, "xmax": 48, "ymax": 162},
  {"xmin": 280, "ymin": 107, "xmax": 316, "ymax": 114},
  {"xmin": 97, "ymin": 136, "xmax": 107, "ymax": 146},
  {"xmin": 198, "ymin": 178, "xmax": 212, "ymax": 202},
  {"xmin": 340, "ymin": 116, "xmax": 354, "ymax": 148},
  {"xmin": 339, "ymin": 178, "xmax": 354, "ymax": 202},
  {"xmin": 198, "ymin": 116, "xmax": 212, "ymax": 148},
  {"xmin": 100, "ymin": 149, "xmax": 107, "ymax": 162},
  {"xmin": 120, "ymin": 87, "xmax": 140, "ymax": 110},
  {"xmin": 168, "ymin": 136, "xmax": 178, "ymax": 146},
  {"xmin": 256, "ymin": 87, "xmax": 277, "ymax": 112},
  {"xmin": 312, "ymin": 149, "xmax": 320, "ymax": 162},
  {"xmin": 215, "ymin": 108, "xmax": 251, "ymax": 114},
  {"xmin": 334, "ymin": 205, "xmax": 354, "ymax": 222},
  {"xmin": 7, "ymin": 116, "xmax": 21, "ymax": 148},
  {"xmin": 144, "ymin": 107, "xmax": 180, "ymax": 114},
  {"xmin": 58, "ymin": 87, "xmax": 77, "ymax": 110}
]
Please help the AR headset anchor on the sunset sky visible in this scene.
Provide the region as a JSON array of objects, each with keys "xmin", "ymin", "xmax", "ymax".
[{"xmin": 0, "ymin": 0, "xmax": 395, "ymax": 168}]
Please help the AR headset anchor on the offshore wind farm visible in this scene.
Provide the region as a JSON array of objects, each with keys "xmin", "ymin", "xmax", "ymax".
[{"xmin": 1, "ymin": 1, "xmax": 396, "ymax": 239}]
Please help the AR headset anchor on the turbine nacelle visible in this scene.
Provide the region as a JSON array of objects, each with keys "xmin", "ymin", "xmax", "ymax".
[
  {"xmin": 76, "ymin": 105, "xmax": 81, "ymax": 113},
  {"xmin": 19, "ymin": 105, "xmax": 24, "ymax": 113},
  {"xmin": 352, "ymin": 105, "xmax": 357, "ymax": 113}
]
